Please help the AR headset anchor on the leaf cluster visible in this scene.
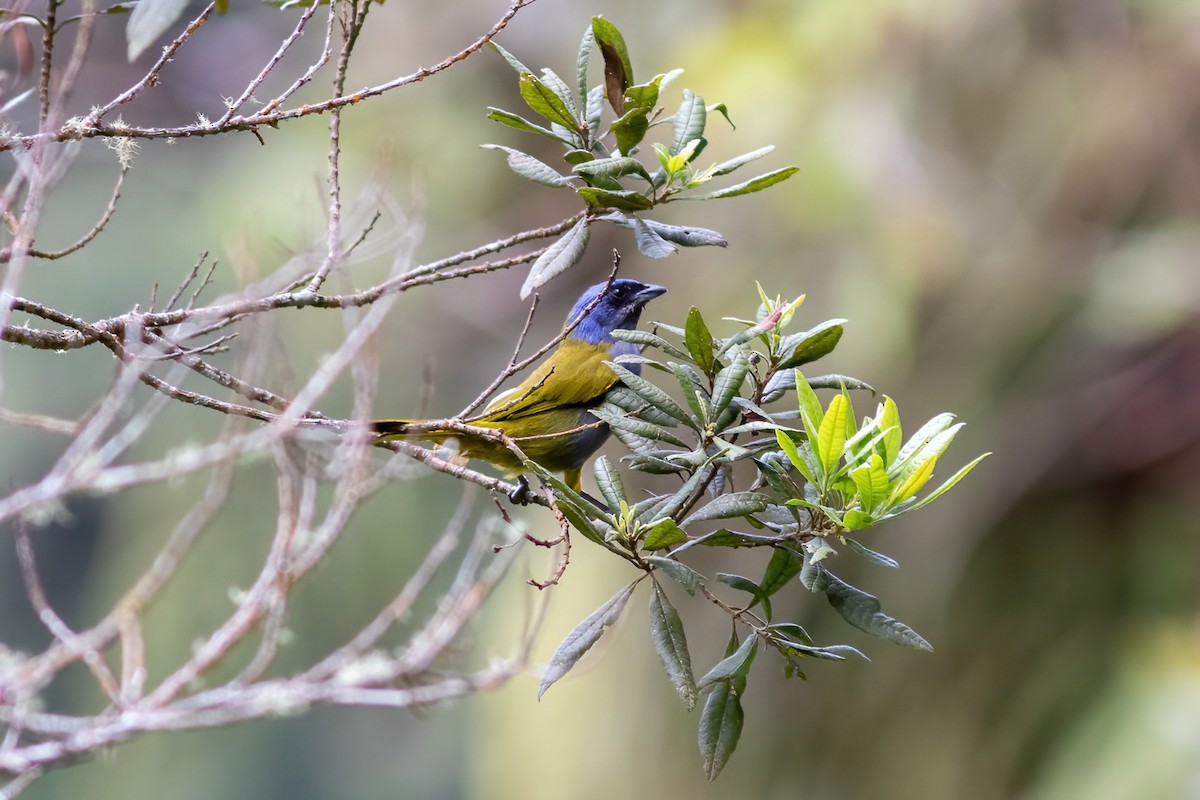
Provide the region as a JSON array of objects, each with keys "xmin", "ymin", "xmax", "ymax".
[
  {"xmin": 484, "ymin": 17, "xmax": 799, "ymax": 296},
  {"xmin": 536, "ymin": 286, "xmax": 989, "ymax": 779}
]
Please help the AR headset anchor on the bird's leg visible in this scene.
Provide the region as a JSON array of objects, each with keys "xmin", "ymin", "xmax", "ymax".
[
  {"xmin": 507, "ymin": 475, "xmax": 532, "ymax": 505},
  {"xmin": 578, "ymin": 489, "xmax": 610, "ymax": 513}
]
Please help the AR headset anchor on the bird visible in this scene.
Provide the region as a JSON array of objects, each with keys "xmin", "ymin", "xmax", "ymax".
[{"xmin": 373, "ymin": 279, "xmax": 667, "ymax": 493}]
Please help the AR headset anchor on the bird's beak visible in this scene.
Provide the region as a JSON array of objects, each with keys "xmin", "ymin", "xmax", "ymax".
[{"xmin": 634, "ymin": 284, "xmax": 667, "ymax": 305}]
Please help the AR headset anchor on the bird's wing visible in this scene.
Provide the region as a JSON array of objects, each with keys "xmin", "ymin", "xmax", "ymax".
[{"xmin": 478, "ymin": 339, "xmax": 617, "ymax": 422}]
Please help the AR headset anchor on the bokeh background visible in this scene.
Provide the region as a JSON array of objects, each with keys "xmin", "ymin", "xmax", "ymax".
[{"xmin": 2, "ymin": 0, "xmax": 1200, "ymax": 797}]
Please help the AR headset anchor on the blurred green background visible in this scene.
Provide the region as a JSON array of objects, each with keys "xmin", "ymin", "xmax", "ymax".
[{"xmin": 2, "ymin": 0, "xmax": 1200, "ymax": 797}]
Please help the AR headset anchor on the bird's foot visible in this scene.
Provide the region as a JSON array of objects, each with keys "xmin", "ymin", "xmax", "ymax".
[{"xmin": 507, "ymin": 475, "xmax": 531, "ymax": 505}]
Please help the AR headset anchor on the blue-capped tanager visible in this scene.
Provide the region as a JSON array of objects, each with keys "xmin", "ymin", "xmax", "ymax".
[{"xmin": 373, "ymin": 279, "xmax": 667, "ymax": 491}]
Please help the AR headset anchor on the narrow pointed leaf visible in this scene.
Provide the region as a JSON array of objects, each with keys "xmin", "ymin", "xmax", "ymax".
[
  {"xmin": 576, "ymin": 23, "xmax": 594, "ymax": 108},
  {"xmin": 759, "ymin": 546, "xmax": 804, "ymax": 598},
  {"xmin": 575, "ymin": 187, "xmax": 653, "ymax": 212},
  {"xmin": 878, "ymin": 397, "xmax": 902, "ymax": 465},
  {"xmin": 521, "ymin": 217, "xmax": 590, "ymax": 298},
  {"xmin": 711, "ymin": 145, "xmax": 774, "ymax": 177},
  {"xmin": 699, "ymin": 679, "xmax": 744, "ymax": 781},
  {"xmin": 126, "ymin": 0, "xmax": 189, "ymax": 61},
  {"xmin": 682, "ymin": 491, "xmax": 770, "ymax": 526},
  {"xmin": 609, "ymin": 327, "xmax": 691, "ymax": 360},
  {"xmin": 842, "ymin": 537, "xmax": 899, "ymax": 568},
  {"xmin": 573, "ymin": 155, "xmax": 652, "ymax": 183},
  {"xmin": 592, "ymin": 16, "xmax": 633, "ymax": 114},
  {"xmin": 821, "ymin": 572, "xmax": 933, "ymax": 652},
  {"xmin": 650, "ymin": 581, "xmax": 698, "ymax": 710},
  {"xmin": 612, "ymin": 109, "xmax": 651, "ymax": 155},
  {"xmin": 711, "ymin": 352, "xmax": 749, "ymax": 415},
  {"xmin": 684, "ymin": 307, "xmax": 716, "ymax": 376},
  {"xmin": 904, "ymin": 452, "xmax": 990, "ymax": 513},
  {"xmin": 641, "ymin": 220, "xmax": 727, "ymax": 248},
  {"xmin": 486, "ymin": 107, "xmax": 574, "ymax": 145},
  {"xmin": 539, "ymin": 68, "xmax": 581, "ymax": 120},
  {"xmin": 489, "ymin": 41, "xmax": 531, "ymax": 75},
  {"xmin": 892, "ymin": 413, "xmax": 956, "ymax": 473},
  {"xmin": 780, "ymin": 320, "xmax": 846, "ymax": 369},
  {"xmin": 647, "ymin": 555, "xmax": 702, "ymax": 595},
  {"xmin": 519, "ymin": 72, "xmax": 579, "ymax": 130},
  {"xmin": 671, "ymin": 89, "xmax": 706, "ymax": 155},
  {"xmin": 697, "ymin": 635, "xmax": 757, "ymax": 688},
  {"xmin": 539, "ymin": 580, "xmax": 640, "ymax": 698},
  {"xmin": 642, "ymin": 519, "xmax": 687, "ymax": 550},
  {"xmin": 481, "ymin": 145, "xmax": 573, "ymax": 187},
  {"xmin": 630, "ymin": 216, "xmax": 678, "ymax": 258},
  {"xmin": 607, "ymin": 362, "xmax": 695, "ymax": 428},
  {"xmin": 817, "ymin": 394, "xmax": 849, "ymax": 475},
  {"xmin": 592, "ymin": 455, "xmax": 626, "ymax": 511},
  {"xmin": 680, "ymin": 166, "xmax": 799, "ymax": 200},
  {"xmin": 774, "ymin": 430, "xmax": 818, "ymax": 485},
  {"xmin": 590, "ymin": 406, "xmax": 690, "ymax": 447}
]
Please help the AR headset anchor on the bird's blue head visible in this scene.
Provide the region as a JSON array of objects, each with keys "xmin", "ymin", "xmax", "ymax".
[{"xmin": 564, "ymin": 279, "xmax": 668, "ymax": 344}]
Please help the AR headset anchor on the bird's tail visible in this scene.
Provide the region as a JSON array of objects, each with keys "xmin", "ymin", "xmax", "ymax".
[{"xmin": 371, "ymin": 419, "xmax": 422, "ymax": 439}]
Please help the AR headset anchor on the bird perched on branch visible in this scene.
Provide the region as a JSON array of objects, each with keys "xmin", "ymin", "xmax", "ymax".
[{"xmin": 373, "ymin": 279, "xmax": 667, "ymax": 492}]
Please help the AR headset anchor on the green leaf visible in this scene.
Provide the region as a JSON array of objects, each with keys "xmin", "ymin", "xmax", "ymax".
[
  {"xmin": 575, "ymin": 187, "xmax": 653, "ymax": 212},
  {"xmin": 780, "ymin": 320, "xmax": 846, "ymax": 369},
  {"xmin": 126, "ymin": 0, "xmax": 189, "ymax": 61},
  {"xmin": 654, "ymin": 453, "xmax": 722, "ymax": 521},
  {"xmin": 774, "ymin": 429, "xmax": 817, "ymax": 485},
  {"xmin": 710, "ymin": 351, "xmax": 749, "ymax": 416},
  {"xmin": 539, "ymin": 580, "xmax": 640, "ymax": 698},
  {"xmin": 640, "ymin": 220, "xmax": 727, "ymax": 248},
  {"xmin": 519, "ymin": 72, "xmax": 579, "ymax": 130},
  {"xmin": 576, "ymin": 23, "xmax": 595, "ymax": 108},
  {"xmin": 573, "ymin": 155, "xmax": 652, "ymax": 184},
  {"xmin": 649, "ymin": 581, "xmax": 698, "ymax": 710},
  {"xmin": 609, "ymin": 328, "xmax": 691, "ymax": 361},
  {"xmin": 629, "ymin": 217, "xmax": 677, "ymax": 259},
  {"xmin": 521, "ymin": 217, "xmax": 590, "ymax": 298},
  {"xmin": 707, "ymin": 102, "xmax": 734, "ymax": 129},
  {"xmin": 592, "ymin": 455, "xmax": 626, "ymax": 511},
  {"xmin": 590, "ymin": 406, "xmax": 690, "ymax": 447},
  {"xmin": 817, "ymin": 393, "xmax": 849, "ymax": 476},
  {"xmin": 820, "ymin": 572, "xmax": 933, "ymax": 652},
  {"xmin": 601, "ymin": 387, "xmax": 680, "ymax": 428},
  {"xmin": 682, "ymin": 492, "xmax": 770, "ymax": 526},
  {"xmin": 642, "ymin": 519, "xmax": 687, "ymax": 550},
  {"xmin": 878, "ymin": 397, "xmax": 902, "ymax": 465},
  {"xmin": 489, "ymin": 41, "xmax": 531, "ymax": 75},
  {"xmin": 647, "ymin": 555, "xmax": 703, "ymax": 595},
  {"xmin": 584, "ymin": 85, "xmax": 605, "ymax": 142},
  {"xmin": 486, "ymin": 107, "xmax": 574, "ymax": 145},
  {"xmin": 684, "ymin": 307, "xmax": 717, "ymax": 376},
  {"xmin": 850, "ymin": 453, "xmax": 889, "ymax": 514},
  {"xmin": 555, "ymin": 496, "xmax": 609, "ymax": 547},
  {"xmin": 699, "ymin": 678, "xmax": 744, "ymax": 781},
  {"xmin": 592, "ymin": 16, "xmax": 633, "ymax": 114},
  {"xmin": 759, "ymin": 546, "xmax": 804, "ymax": 598},
  {"xmin": 892, "ymin": 413, "xmax": 956, "ymax": 474},
  {"xmin": 539, "ymin": 68, "xmax": 581, "ymax": 121},
  {"xmin": 695, "ymin": 528, "xmax": 777, "ymax": 547},
  {"xmin": 697, "ymin": 634, "xmax": 757, "ymax": 688},
  {"xmin": 680, "ymin": 166, "xmax": 800, "ymax": 201},
  {"xmin": 842, "ymin": 537, "xmax": 899, "ymax": 568},
  {"xmin": 710, "ymin": 145, "xmax": 775, "ymax": 177},
  {"xmin": 612, "ymin": 109, "xmax": 651, "ymax": 156},
  {"xmin": 903, "ymin": 452, "xmax": 990, "ymax": 514},
  {"xmin": 606, "ymin": 362, "xmax": 695, "ymax": 428},
  {"xmin": 480, "ymin": 145, "xmax": 573, "ymax": 188},
  {"xmin": 609, "ymin": 327, "xmax": 691, "ymax": 361},
  {"xmin": 841, "ymin": 510, "xmax": 874, "ymax": 530},
  {"xmin": 671, "ymin": 89, "xmax": 706, "ymax": 156}
]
